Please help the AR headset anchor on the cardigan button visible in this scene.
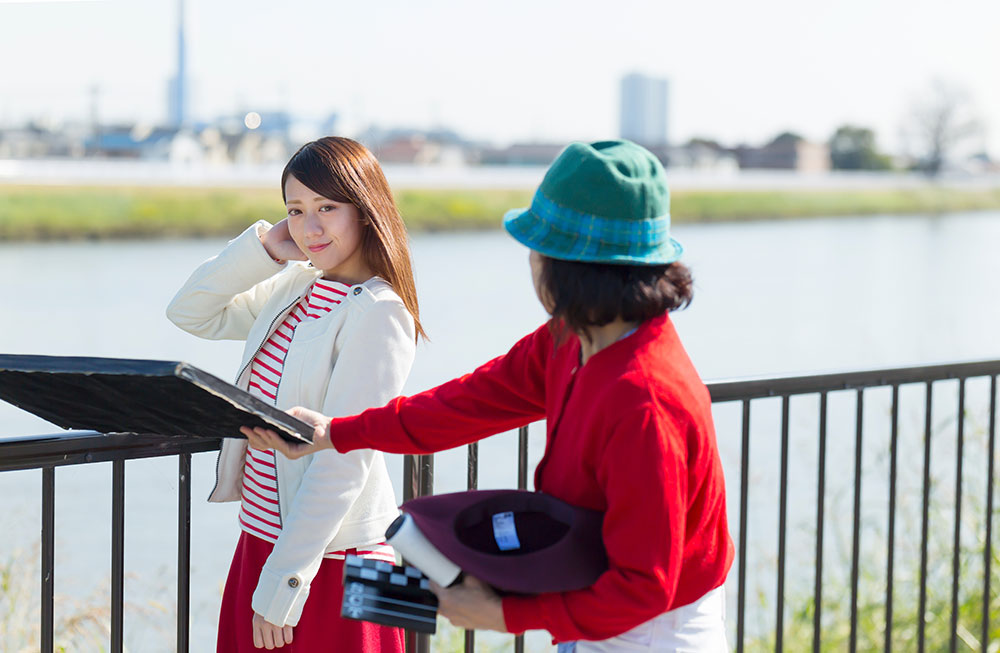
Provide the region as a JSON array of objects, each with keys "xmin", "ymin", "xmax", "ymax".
[
  {"xmin": 288, "ymin": 578, "xmax": 300, "ymax": 588},
  {"xmin": 352, "ymin": 287, "xmax": 362, "ymax": 296}
]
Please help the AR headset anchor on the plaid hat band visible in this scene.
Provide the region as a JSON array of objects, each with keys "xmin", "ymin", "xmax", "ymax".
[{"xmin": 530, "ymin": 191, "xmax": 672, "ymax": 248}]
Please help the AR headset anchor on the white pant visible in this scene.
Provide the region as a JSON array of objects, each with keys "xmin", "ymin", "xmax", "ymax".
[{"xmin": 558, "ymin": 586, "xmax": 728, "ymax": 652}]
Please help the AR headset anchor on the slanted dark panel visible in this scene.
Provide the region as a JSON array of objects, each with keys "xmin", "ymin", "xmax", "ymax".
[{"xmin": 0, "ymin": 354, "xmax": 312, "ymax": 443}]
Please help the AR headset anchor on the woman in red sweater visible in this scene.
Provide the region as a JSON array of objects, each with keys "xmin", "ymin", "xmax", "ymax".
[{"xmin": 244, "ymin": 140, "xmax": 734, "ymax": 651}]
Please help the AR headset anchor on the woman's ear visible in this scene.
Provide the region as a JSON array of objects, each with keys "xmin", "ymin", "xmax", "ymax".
[{"xmin": 529, "ymin": 251, "xmax": 555, "ymax": 315}]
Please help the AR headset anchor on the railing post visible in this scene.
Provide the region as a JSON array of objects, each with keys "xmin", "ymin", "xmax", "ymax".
[
  {"xmin": 517, "ymin": 425, "xmax": 529, "ymax": 491},
  {"xmin": 41, "ymin": 466, "xmax": 55, "ymax": 653},
  {"xmin": 885, "ymin": 384, "xmax": 900, "ymax": 653},
  {"xmin": 403, "ymin": 455, "xmax": 417, "ymax": 504},
  {"xmin": 918, "ymin": 382, "xmax": 934, "ymax": 653},
  {"xmin": 177, "ymin": 453, "xmax": 192, "ymax": 653},
  {"xmin": 949, "ymin": 379, "xmax": 966, "ymax": 653},
  {"xmin": 775, "ymin": 396, "xmax": 790, "ymax": 653},
  {"xmin": 983, "ymin": 376, "xmax": 997, "ymax": 652},
  {"xmin": 514, "ymin": 425, "xmax": 529, "ymax": 653},
  {"xmin": 849, "ymin": 390, "xmax": 864, "ymax": 653},
  {"xmin": 813, "ymin": 392, "xmax": 828, "ymax": 653},
  {"xmin": 403, "ymin": 454, "xmax": 433, "ymax": 653},
  {"xmin": 111, "ymin": 459, "xmax": 125, "ymax": 653},
  {"xmin": 419, "ymin": 455, "xmax": 433, "ymax": 499},
  {"xmin": 736, "ymin": 399, "xmax": 750, "ymax": 653},
  {"xmin": 465, "ymin": 442, "xmax": 478, "ymax": 653}
]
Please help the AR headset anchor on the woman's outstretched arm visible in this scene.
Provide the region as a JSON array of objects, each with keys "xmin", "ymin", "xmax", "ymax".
[{"xmin": 244, "ymin": 322, "xmax": 553, "ymax": 457}]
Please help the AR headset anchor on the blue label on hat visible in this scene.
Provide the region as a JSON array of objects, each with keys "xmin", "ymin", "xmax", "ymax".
[{"xmin": 492, "ymin": 511, "xmax": 521, "ymax": 551}]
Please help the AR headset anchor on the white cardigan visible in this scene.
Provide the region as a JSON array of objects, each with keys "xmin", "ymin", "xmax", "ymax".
[{"xmin": 166, "ymin": 221, "xmax": 414, "ymax": 627}]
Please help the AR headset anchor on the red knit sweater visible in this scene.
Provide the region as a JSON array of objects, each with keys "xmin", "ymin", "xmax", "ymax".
[{"xmin": 331, "ymin": 313, "xmax": 734, "ymax": 642}]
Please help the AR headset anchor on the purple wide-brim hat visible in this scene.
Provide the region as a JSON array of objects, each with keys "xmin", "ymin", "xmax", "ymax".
[{"xmin": 400, "ymin": 489, "xmax": 608, "ymax": 594}]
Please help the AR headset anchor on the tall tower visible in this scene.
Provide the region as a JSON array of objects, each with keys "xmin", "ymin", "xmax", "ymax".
[
  {"xmin": 167, "ymin": 0, "xmax": 187, "ymax": 127},
  {"xmin": 619, "ymin": 73, "xmax": 669, "ymax": 147}
]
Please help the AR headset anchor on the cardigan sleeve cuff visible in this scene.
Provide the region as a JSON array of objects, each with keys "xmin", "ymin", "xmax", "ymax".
[
  {"xmin": 251, "ymin": 565, "xmax": 311, "ymax": 627},
  {"xmin": 330, "ymin": 416, "xmax": 368, "ymax": 453},
  {"xmin": 247, "ymin": 221, "xmax": 289, "ymax": 271},
  {"xmin": 215, "ymin": 220, "xmax": 287, "ymax": 288},
  {"xmin": 501, "ymin": 594, "xmax": 544, "ymax": 636}
]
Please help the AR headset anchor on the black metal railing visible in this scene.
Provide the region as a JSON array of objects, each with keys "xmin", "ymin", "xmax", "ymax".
[
  {"xmin": 3, "ymin": 359, "xmax": 999, "ymax": 652},
  {"xmin": 0, "ymin": 431, "xmax": 221, "ymax": 653},
  {"xmin": 708, "ymin": 359, "xmax": 1000, "ymax": 653}
]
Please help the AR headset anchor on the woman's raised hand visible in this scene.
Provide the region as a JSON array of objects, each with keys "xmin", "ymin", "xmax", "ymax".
[
  {"xmin": 260, "ymin": 218, "xmax": 308, "ymax": 262},
  {"xmin": 241, "ymin": 406, "xmax": 334, "ymax": 459}
]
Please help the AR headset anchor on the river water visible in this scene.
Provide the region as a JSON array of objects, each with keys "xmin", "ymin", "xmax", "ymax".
[{"xmin": 2, "ymin": 211, "xmax": 1000, "ymax": 650}]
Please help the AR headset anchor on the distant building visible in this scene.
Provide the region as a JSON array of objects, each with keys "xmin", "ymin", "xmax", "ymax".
[
  {"xmin": 167, "ymin": 0, "xmax": 188, "ymax": 126},
  {"xmin": 478, "ymin": 142, "xmax": 567, "ymax": 166},
  {"xmin": 666, "ymin": 140, "xmax": 740, "ymax": 172},
  {"xmin": 0, "ymin": 124, "xmax": 56, "ymax": 158},
  {"xmin": 230, "ymin": 131, "xmax": 290, "ymax": 165},
  {"xmin": 249, "ymin": 111, "xmax": 293, "ymax": 136},
  {"xmin": 619, "ymin": 73, "xmax": 670, "ymax": 147},
  {"xmin": 198, "ymin": 125, "xmax": 290, "ymax": 164},
  {"xmin": 372, "ymin": 135, "xmax": 437, "ymax": 165},
  {"xmin": 370, "ymin": 135, "xmax": 465, "ymax": 166},
  {"xmin": 358, "ymin": 126, "xmax": 476, "ymax": 165},
  {"xmin": 733, "ymin": 133, "xmax": 830, "ymax": 172},
  {"xmin": 84, "ymin": 124, "xmax": 194, "ymax": 160},
  {"xmin": 320, "ymin": 112, "xmax": 340, "ymax": 137}
]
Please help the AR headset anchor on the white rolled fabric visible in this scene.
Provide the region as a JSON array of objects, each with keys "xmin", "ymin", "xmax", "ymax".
[{"xmin": 386, "ymin": 513, "xmax": 462, "ymax": 587}]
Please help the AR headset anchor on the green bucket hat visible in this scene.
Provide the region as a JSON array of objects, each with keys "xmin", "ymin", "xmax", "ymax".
[{"xmin": 503, "ymin": 140, "xmax": 683, "ymax": 265}]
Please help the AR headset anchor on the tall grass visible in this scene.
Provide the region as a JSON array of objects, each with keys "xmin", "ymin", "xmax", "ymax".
[
  {"xmin": 1, "ymin": 544, "xmax": 111, "ymax": 652},
  {"xmin": 0, "ymin": 544, "xmax": 178, "ymax": 652},
  {"xmin": 2, "ymin": 185, "xmax": 1000, "ymax": 240}
]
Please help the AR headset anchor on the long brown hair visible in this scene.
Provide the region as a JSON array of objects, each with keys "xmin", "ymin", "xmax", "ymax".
[{"xmin": 281, "ymin": 137, "xmax": 426, "ymax": 341}]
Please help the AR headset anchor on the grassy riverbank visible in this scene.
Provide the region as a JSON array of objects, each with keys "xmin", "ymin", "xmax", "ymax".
[{"xmin": 2, "ymin": 184, "xmax": 1000, "ymax": 240}]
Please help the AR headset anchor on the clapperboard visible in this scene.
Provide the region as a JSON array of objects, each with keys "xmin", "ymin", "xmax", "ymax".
[{"xmin": 341, "ymin": 555, "xmax": 439, "ymax": 634}]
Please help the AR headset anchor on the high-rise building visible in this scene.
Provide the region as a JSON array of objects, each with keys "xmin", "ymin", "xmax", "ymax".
[
  {"xmin": 167, "ymin": 0, "xmax": 187, "ymax": 127},
  {"xmin": 619, "ymin": 73, "xmax": 669, "ymax": 147}
]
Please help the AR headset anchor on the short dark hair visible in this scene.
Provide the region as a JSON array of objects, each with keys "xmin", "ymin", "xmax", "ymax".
[{"xmin": 537, "ymin": 256, "xmax": 693, "ymax": 337}]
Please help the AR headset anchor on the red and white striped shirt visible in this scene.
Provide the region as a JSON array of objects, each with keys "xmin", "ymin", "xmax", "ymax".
[{"xmin": 239, "ymin": 278, "xmax": 394, "ymax": 563}]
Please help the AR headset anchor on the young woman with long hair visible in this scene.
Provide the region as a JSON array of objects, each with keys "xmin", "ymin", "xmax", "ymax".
[{"xmin": 168, "ymin": 136, "xmax": 423, "ymax": 652}]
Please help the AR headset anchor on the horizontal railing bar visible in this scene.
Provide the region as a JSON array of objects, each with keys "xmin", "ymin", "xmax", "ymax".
[
  {"xmin": 0, "ymin": 431, "xmax": 221, "ymax": 472},
  {"xmin": 4, "ymin": 358, "xmax": 999, "ymax": 473},
  {"xmin": 707, "ymin": 359, "xmax": 1000, "ymax": 401}
]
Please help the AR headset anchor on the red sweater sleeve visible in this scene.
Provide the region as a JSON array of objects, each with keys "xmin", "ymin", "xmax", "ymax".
[
  {"xmin": 331, "ymin": 324, "xmax": 552, "ymax": 455},
  {"xmin": 502, "ymin": 403, "xmax": 688, "ymax": 641}
]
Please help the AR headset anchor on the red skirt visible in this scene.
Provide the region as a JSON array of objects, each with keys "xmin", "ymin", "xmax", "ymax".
[{"xmin": 217, "ymin": 532, "xmax": 406, "ymax": 652}]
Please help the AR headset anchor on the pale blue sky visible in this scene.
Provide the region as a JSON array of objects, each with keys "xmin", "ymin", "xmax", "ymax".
[{"xmin": 1, "ymin": 0, "xmax": 998, "ymax": 153}]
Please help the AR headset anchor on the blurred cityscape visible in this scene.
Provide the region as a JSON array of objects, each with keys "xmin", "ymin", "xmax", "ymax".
[
  {"xmin": 5, "ymin": 76, "xmax": 994, "ymax": 178},
  {"xmin": 0, "ymin": 0, "xmax": 995, "ymax": 178}
]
